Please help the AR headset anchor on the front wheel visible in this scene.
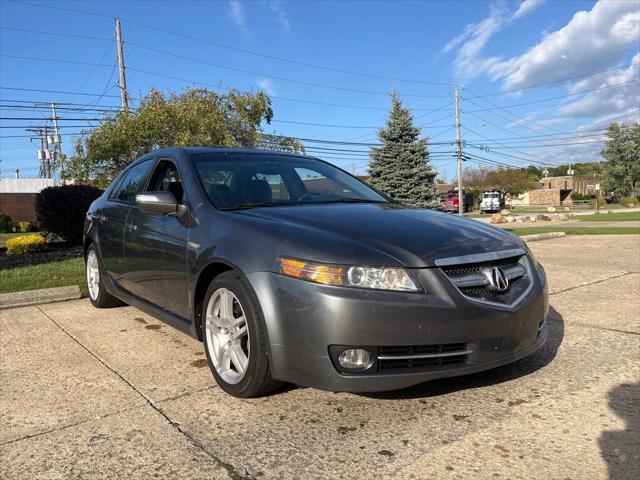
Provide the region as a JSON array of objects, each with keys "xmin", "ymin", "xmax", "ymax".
[
  {"xmin": 86, "ymin": 245, "xmax": 122, "ymax": 308},
  {"xmin": 202, "ymin": 272, "xmax": 281, "ymax": 397}
]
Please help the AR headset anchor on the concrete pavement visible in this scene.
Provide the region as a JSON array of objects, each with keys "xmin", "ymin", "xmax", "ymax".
[{"xmin": 1, "ymin": 235, "xmax": 639, "ymax": 479}]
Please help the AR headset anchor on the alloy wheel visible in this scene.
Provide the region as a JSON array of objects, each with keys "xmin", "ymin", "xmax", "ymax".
[
  {"xmin": 205, "ymin": 288, "xmax": 250, "ymax": 384},
  {"xmin": 86, "ymin": 249, "xmax": 100, "ymax": 301}
]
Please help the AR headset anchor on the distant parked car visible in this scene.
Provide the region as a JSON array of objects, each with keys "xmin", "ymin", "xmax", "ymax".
[{"xmin": 84, "ymin": 148, "xmax": 548, "ymax": 397}]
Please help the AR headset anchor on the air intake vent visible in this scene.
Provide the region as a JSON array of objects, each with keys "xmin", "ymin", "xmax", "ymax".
[{"xmin": 377, "ymin": 343, "xmax": 470, "ymax": 372}]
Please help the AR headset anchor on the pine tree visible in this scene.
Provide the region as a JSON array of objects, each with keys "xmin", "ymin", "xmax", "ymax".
[{"xmin": 368, "ymin": 93, "xmax": 440, "ymax": 208}]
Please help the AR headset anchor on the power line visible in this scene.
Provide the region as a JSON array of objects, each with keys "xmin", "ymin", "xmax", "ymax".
[
  {"xmin": 468, "ymin": 65, "xmax": 640, "ymax": 98},
  {"xmin": 462, "ymin": 125, "xmax": 561, "ymax": 167},
  {"xmin": 3, "ymin": 5, "xmax": 451, "ymax": 86},
  {"xmin": 464, "ymin": 78, "xmax": 640, "ymax": 111},
  {"xmin": 0, "ymin": 86, "xmax": 132, "ymax": 100},
  {"xmin": 1, "ymin": 52, "xmax": 449, "ymax": 99}
]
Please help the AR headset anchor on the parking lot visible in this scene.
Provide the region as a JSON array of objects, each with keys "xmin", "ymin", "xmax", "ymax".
[{"xmin": 1, "ymin": 234, "xmax": 638, "ymax": 480}]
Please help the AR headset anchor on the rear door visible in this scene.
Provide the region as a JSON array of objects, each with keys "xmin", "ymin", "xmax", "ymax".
[{"xmin": 96, "ymin": 159, "xmax": 154, "ymax": 287}]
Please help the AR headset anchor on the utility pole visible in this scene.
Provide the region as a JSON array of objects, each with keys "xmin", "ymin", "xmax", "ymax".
[
  {"xmin": 115, "ymin": 18, "xmax": 129, "ymax": 112},
  {"xmin": 28, "ymin": 126, "xmax": 52, "ymax": 179},
  {"xmin": 455, "ymin": 86, "xmax": 463, "ymax": 215},
  {"xmin": 50, "ymin": 102, "xmax": 64, "ymax": 178}
]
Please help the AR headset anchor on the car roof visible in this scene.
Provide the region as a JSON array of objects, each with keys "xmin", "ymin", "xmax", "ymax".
[{"xmin": 149, "ymin": 146, "xmax": 313, "ymax": 159}]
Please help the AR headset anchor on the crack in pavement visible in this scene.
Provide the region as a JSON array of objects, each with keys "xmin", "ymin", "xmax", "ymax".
[
  {"xmin": 549, "ymin": 271, "xmax": 636, "ymax": 296},
  {"xmin": 567, "ymin": 322, "xmax": 639, "ymax": 336},
  {"xmin": 35, "ymin": 305, "xmax": 255, "ymax": 480},
  {"xmin": 0, "ymin": 404, "xmax": 145, "ymax": 447}
]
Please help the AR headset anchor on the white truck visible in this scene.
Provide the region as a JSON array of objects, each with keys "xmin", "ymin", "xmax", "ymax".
[{"xmin": 480, "ymin": 190, "xmax": 505, "ymax": 213}]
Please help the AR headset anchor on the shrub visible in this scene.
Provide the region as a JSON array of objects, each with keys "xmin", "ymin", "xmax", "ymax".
[
  {"xmin": 0, "ymin": 212, "xmax": 12, "ymax": 233},
  {"xmin": 35, "ymin": 184, "xmax": 103, "ymax": 244},
  {"xmin": 619, "ymin": 196, "xmax": 640, "ymax": 207},
  {"xmin": 6, "ymin": 234, "xmax": 46, "ymax": 254},
  {"xmin": 17, "ymin": 221, "xmax": 35, "ymax": 233},
  {"xmin": 570, "ymin": 192, "xmax": 594, "ymax": 201}
]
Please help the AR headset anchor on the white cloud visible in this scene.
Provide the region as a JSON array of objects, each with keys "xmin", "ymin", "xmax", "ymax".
[
  {"xmin": 506, "ymin": 114, "xmax": 569, "ymax": 130},
  {"xmin": 440, "ymin": 1, "xmax": 546, "ymax": 80},
  {"xmin": 559, "ymin": 54, "xmax": 640, "ymax": 118},
  {"xmin": 255, "ymin": 78, "xmax": 276, "ymax": 95},
  {"xmin": 491, "ymin": 1, "xmax": 640, "ymax": 91},
  {"xmin": 267, "ymin": 0, "xmax": 290, "ymax": 33},
  {"xmin": 512, "ymin": 0, "xmax": 546, "ymax": 21},
  {"xmin": 227, "ymin": 0, "xmax": 247, "ymax": 33}
]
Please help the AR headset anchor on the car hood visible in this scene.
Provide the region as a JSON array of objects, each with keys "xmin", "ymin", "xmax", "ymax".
[{"xmin": 239, "ymin": 203, "xmax": 523, "ymax": 268}]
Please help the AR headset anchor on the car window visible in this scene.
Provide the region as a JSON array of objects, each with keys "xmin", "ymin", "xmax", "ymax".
[
  {"xmin": 190, "ymin": 153, "xmax": 386, "ymax": 209},
  {"xmin": 147, "ymin": 160, "xmax": 185, "ymax": 203},
  {"xmin": 255, "ymin": 173, "xmax": 290, "ymax": 200},
  {"xmin": 110, "ymin": 160, "xmax": 154, "ymax": 204},
  {"xmin": 295, "ymin": 168, "xmax": 358, "ymax": 199}
]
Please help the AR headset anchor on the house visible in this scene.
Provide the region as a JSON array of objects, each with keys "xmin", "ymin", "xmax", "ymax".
[{"xmin": 0, "ymin": 178, "xmax": 55, "ymax": 223}]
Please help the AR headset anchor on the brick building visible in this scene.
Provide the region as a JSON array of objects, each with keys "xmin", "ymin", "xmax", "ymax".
[
  {"xmin": 0, "ymin": 178, "xmax": 55, "ymax": 222},
  {"xmin": 509, "ymin": 175, "xmax": 600, "ymax": 207}
]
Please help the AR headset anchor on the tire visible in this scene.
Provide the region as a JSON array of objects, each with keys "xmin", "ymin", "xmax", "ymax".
[
  {"xmin": 202, "ymin": 271, "xmax": 281, "ymax": 398},
  {"xmin": 86, "ymin": 244, "xmax": 123, "ymax": 308}
]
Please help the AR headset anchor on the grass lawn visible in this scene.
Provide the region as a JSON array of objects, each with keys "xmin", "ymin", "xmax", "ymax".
[
  {"xmin": 507, "ymin": 226, "xmax": 640, "ymax": 236},
  {"xmin": 0, "ymin": 257, "xmax": 87, "ymax": 296},
  {"xmin": 572, "ymin": 211, "xmax": 640, "ymax": 222}
]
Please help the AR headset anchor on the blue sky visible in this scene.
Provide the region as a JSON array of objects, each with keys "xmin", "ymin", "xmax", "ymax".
[{"xmin": 0, "ymin": 0, "xmax": 638, "ymax": 181}]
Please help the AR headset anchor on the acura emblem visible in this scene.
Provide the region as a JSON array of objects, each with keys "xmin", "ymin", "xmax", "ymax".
[{"xmin": 482, "ymin": 266, "xmax": 509, "ymax": 292}]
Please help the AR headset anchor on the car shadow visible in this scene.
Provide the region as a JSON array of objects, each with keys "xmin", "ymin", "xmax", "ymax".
[
  {"xmin": 357, "ymin": 305, "xmax": 565, "ymax": 400},
  {"xmin": 598, "ymin": 382, "xmax": 640, "ymax": 480}
]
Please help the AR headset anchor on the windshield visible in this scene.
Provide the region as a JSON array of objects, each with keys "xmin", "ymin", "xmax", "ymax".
[
  {"xmin": 484, "ymin": 193, "xmax": 499, "ymax": 199},
  {"xmin": 190, "ymin": 152, "xmax": 388, "ymax": 209}
]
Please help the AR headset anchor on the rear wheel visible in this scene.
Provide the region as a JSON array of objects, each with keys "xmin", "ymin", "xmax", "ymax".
[
  {"xmin": 86, "ymin": 245, "xmax": 122, "ymax": 308},
  {"xmin": 202, "ymin": 271, "xmax": 281, "ymax": 397}
]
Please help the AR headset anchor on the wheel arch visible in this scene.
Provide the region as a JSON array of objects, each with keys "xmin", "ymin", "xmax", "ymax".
[{"xmin": 193, "ymin": 261, "xmax": 235, "ymax": 341}]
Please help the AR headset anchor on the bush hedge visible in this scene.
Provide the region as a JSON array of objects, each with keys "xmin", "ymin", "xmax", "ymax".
[
  {"xmin": 35, "ymin": 184, "xmax": 103, "ymax": 243},
  {"xmin": 6, "ymin": 234, "xmax": 46, "ymax": 254},
  {"xmin": 619, "ymin": 196, "xmax": 640, "ymax": 207},
  {"xmin": 0, "ymin": 212, "xmax": 12, "ymax": 233},
  {"xmin": 17, "ymin": 221, "xmax": 36, "ymax": 233}
]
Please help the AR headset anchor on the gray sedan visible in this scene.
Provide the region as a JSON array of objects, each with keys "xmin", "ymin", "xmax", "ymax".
[{"xmin": 84, "ymin": 147, "xmax": 548, "ymax": 397}]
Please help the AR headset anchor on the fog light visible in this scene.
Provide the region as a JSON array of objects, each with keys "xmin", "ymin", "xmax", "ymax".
[{"xmin": 338, "ymin": 348, "xmax": 371, "ymax": 369}]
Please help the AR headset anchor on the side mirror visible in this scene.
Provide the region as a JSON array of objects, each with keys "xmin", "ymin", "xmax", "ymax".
[{"xmin": 136, "ymin": 191, "xmax": 179, "ymax": 215}]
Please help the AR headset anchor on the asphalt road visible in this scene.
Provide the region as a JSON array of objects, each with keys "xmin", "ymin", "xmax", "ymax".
[{"xmin": 1, "ymin": 235, "xmax": 639, "ymax": 480}]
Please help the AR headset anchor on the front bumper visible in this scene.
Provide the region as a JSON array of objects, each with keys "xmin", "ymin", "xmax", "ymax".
[{"xmin": 246, "ymin": 265, "xmax": 548, "ymax": 392}]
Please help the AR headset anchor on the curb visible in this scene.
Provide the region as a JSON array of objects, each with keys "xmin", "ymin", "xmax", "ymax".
[
  {"xmin": 520, "ymin": 232, "xmax": 567, "ymax": 242},
  {"xmin": 0, "ymin": 285, "xmax": 81, "ymax": 309}
]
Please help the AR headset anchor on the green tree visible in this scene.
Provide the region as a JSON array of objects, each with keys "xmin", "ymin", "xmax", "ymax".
[
  {"xmin": 368, "ymin": 93, "xmax": 439, "ymax": 208},
  {"xmin": 601, "ymin": 122, "xmax": 640, "ymax": 196},
  {"xmin": 485, "ymin": 168, "xmax": 537, "ymax": 195},
  {"xmin": 66, "ymin": 88, "xmax": 303, "ymax": 187}
]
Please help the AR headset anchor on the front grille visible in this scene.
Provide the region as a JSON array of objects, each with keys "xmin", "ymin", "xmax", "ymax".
[
  {"xmin": 377, "ymin": 343, "xmax": 470, "ymax": 372},
  {"xmin": 379, "ymin": 343, "xmax": 467, "ymax": 356},
  {"xmin": 440, "ymin": 253, "xmax": 532, "ymax": 306}
]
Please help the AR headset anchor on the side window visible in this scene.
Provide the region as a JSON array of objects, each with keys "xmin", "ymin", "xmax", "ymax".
[
  {"xmin": 110, "ymin": 160, "xmax": 154, "ymax": 204},
  {"xmin": 147, "ymin": 160, "xmax": 185, "ymax": 203}
]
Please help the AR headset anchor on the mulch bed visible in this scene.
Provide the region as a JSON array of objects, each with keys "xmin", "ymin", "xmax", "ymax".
[{"xmin": 0, "ymin": 242, "xmax": 83, "ymax": 270}]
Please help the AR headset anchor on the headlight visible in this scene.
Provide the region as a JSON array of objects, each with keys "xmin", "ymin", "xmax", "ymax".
[{"xmin": 278, "ymin": 257, "xmax": 420, "ymax": 292}]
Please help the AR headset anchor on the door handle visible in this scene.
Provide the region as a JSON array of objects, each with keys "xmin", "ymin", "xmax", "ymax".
[{"xmin": 126, "ymin": 222, "xmax": 138, "ymax": 232}]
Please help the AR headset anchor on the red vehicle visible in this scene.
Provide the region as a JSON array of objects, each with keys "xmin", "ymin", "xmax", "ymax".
[{"xmin": 441, "ymin": 190, "xmax": 474, "ymax": 213}]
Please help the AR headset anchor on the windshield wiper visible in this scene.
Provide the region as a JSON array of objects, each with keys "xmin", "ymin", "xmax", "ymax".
[
  {"xmin": 328, "ymin": 198, "xmax": 388, "ymax": 204},
  {"xmin": 219, "ymin": 202, "xmax": 278, "ymax": 210}
]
